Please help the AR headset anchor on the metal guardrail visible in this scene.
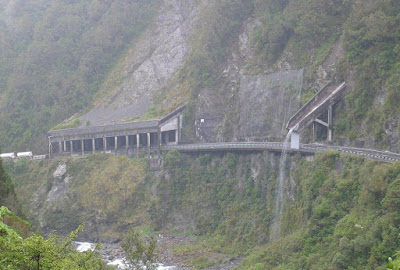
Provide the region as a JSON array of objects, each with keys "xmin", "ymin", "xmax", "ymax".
[
  {"xmin": 46, "ymin": 142, "xmax": 400, "ymax": 163},
  {"xmin": 161, "ymin": 142, "xmax": 400, "ymax": 162}
]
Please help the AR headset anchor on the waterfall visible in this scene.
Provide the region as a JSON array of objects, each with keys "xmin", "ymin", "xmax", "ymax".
[{"xmin": 270, "ymin": 128, "xmax": 293, "ymax": 240}]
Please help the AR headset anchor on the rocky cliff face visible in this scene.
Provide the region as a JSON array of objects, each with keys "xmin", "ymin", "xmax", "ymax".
[
  {"xmin": 32, "ymin": 0, "xmax": 396, "ymax": 153},
  {"xmin": 79, "ymin": 0, "xmax": 198, "ymax": 126},
  {"xmin": 76, "ymin": 2, "xmax": 308, "ymax": 144}
]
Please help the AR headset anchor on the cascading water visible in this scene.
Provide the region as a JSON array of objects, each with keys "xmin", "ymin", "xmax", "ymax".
[
  {"xmin": 270, "ymin": 128, "xmax": 294, "ymax": 240},
  {"xmin": 237, "ymin": 70, "xmax": 303, "ymax": 241}
]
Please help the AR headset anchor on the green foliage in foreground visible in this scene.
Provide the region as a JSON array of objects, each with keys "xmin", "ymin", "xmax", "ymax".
[
  {"xmin": 0, "ymin": 206, "xmax": 111, "ymax": 270},
  {"xmin": 386, "ymin": 233, "xmax": 400, "ymax": 270},
  {"xmin": 387, "ymin": 257, "xmax": 400, "ymax": 270},
  {"xmin": 122, "ymin": 227, "xmax": 158, "ymax": 270}
]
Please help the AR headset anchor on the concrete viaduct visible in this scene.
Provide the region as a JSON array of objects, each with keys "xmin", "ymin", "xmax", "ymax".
[
  {"xmin": 161, "ymin": 142, "xmax": 400, "ymax": 163},
  {"xmin": 48, "ymin": 106, "xmax": 184, "ymax": 158},
  {"xmin": 48, "ymin": 82, "xmax": 400, "ymax": 163}
]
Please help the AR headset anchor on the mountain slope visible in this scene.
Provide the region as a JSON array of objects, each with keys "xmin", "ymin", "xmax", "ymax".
[
  {"xmin": 5, "ymin": 151, "xmax": 400, "ymax": 269},
  {"xmin": 1, "ymin": 0, "xmax": 400, "ymax": 153},
  {"xmin": 0, "ymin": 0, "xmax": 158, "ymax": 152}
]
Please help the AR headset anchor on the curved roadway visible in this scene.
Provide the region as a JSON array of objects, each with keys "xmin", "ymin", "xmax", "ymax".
[{"xmin": 161, "ymin": 142, "xmax": 400, "ymax": 162}]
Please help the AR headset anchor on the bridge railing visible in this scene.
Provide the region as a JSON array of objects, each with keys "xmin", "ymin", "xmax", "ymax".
[
  {"xmin": 301, "ymin": 143, "xmax": 400, "ymax": 162},
  {"xmin": 48, "ymin": 139, "xmax": 400, "ymax": 163},
  {"xmin": 161, "ymin": 142, "xmax": 286, "ymax": 152},
  {"xmin": 161, "ymin": 142, "xmax": 400, "ymax": 162}
]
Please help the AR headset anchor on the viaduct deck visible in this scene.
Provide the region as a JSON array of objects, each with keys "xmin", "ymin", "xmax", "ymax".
[{"xmin": 161, "ymin": 142, "xmax": 400, "ymax": 162}]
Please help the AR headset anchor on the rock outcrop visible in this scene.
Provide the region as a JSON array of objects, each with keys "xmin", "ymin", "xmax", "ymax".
[{"xmin": 80, "ymin": 0, "xmax": 198, "ymax": 126}]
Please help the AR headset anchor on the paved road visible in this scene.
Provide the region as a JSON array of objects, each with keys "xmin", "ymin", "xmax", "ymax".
[{"xmin": 161, "ymin": 142, "xmax": 400, "ymax": 162}]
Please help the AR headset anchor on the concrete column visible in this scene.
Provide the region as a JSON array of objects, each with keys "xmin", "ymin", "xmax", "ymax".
[
  {"xmin": 70, "ymin": 141, "xmax": 72, "ymax": 154},
  {"xmin": 92, "ymin": 138, "xmax": 96, "ymax": 152},
  {"xmin": 115, "ymin": 137, "xmax": 118, "ymax": 151},
  {"xmin": 158, "ymin": 128, "xmax": 161, "ymax": 158},
  {"xmin": 147, "ymin": 133, "xmax": 151, "ymax": 157},
  {"xmin": 64, "ymin": 141, "xmax": 67, "ymax": 153},
  {"xmin": 59, "ymin": 141, "xmax": 62, "ymax": 153},
  {"xmin": 313, "ymin": 120, "xmax": 317, "ymax": 141},
  {"xmin": 290, "ymin": 131, "xmax": 300, "ymax": 149},
  {"xmin": 126, "ymin": 135, "xmax": 129, "ymax": 149},
  {"xmin": 104, "ymin": 137, "xmax": 107, "ymax": 151},
  {"xmin": 48, "ymin": 138, "xmax": 52, "ymax": 158},
  {"xmin": 165, "ymin": 131, "xmax": 169, "ymax": 145},
  {"xmin": 177, "ymin": 115, "xmax": 181, "ymax": 143},
  {"xmin": 136, "ymin": 134, "xmax": 140, "ymax": 158},
  {"xmin": 81, "ymin": 140, "xmax": 84, "ymax": 155},
  {"xmin": 328, "ymin": 105, "xmax": 333, "ymax": 141}
]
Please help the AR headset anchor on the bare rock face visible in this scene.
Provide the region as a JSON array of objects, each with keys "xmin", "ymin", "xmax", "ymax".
[
  {"xmin": 29, "ymin": 162, "xmax": 75, "ymax": 236},
  {"xmin": 47, "ymin": 163, "xmax": 69, "ymax": 203},
  {"xmin": 80, "ymin": 0, "xmax": 198, "ymax": 126},
  {"xmin": 237, "ymin": 71, "xmax": 303, "ymax": 141}
]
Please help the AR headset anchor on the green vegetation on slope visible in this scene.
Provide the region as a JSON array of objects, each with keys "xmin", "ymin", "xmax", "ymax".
[
  {"xmin": 0, "ymin": 0, "xmax": 158, "ymax": 152},
  {"xmin": 151, "ymin": 150, "xmax": 276, "ymax": 254},
  {"xmin": 1, "ymin": 0, "xmax": 399, "ymax": 152},
  {"xmin": 5, "ymin": 154, "xmax": 151, "ymax": 239},
  {"xmin": 163, "ymin": 0, "xmax": 254, "ymax": 142},
  {"xmin": 0, "ymin": 156, "xmax": 13, "ymax": 205},
  {"xmin": 4, "ymin": 150, "xmax": 400, "ymax": 269},
  {"xmin": 237, "ymin": 151, "xmax": 400, "ymax": 270},
  {"xmin": 338, "ymin": 0, "xmax": 400, "ymax": 147},
  {"xmin": 245, "ymin": 0, "xmax": 400, "ymax": 149},
  {"xmin": 249, "ymin": 0, "xmax": 350, "ymax": 70},
  {"xmin": 0, "ymin": 153, "xmax": 24, "ymax": 217}
]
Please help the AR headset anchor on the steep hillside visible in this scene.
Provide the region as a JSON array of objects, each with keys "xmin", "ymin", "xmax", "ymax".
[
  {"xmin": 170, "ymin": 0, "xmax": 400, "ymax": 150},
  {"xmin": 0, "ymin": 154, "xmax": 23, "ymax": 217},
  {"xmin": 4, "ymin": 155, "xmax": 150, "ymax": 240},
  {"xmin": 1, "ymin": 0, "xmax": 400, "ymax": 152},
  {"xmin": 1, "ymin": 1, "xmax": 400, "ymax": 269},
  {"xmin": 5, "ymin": 152, "xmax": 400, "ymax": 269},
  {"xmin": 0, "ymin": 0, "xmax": 158, "ymax": 152}
]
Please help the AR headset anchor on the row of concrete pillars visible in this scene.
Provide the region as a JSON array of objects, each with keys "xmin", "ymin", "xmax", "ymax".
[{"xmin": 50, "ymin": 130, "xmax": 177, "ymax": 155}]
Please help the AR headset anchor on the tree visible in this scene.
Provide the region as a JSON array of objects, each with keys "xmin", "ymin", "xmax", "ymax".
[
  {"xmin": 0, "ymin": 206, "xmax": 111, "ymax": 269},
  {"xmin": 387, "ymin": 257, "xmax": 400, "ymax": 270},
  {"xmin": 121, "ymin": 228, "xmax": 158, "ymax": 270},
  {"xmin": 386, "ymin": 231, "xmax": 400, "ymax": 270}
]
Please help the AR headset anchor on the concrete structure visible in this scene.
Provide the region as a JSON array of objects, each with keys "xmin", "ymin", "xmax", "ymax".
[
  {"xmin": 290, "ymin": 131, "xmax": 300, "ymax": 149},
  {"xmin": 48, "ymin": 106, "xmax": 184, "ymax": 158},
  {"xmin": 286, "ymin": 82, "xmax": 346, "ymax": 147},
  {"xmin": 161, "ymin": 142, "xmax": 400, "ymax": 163}
]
